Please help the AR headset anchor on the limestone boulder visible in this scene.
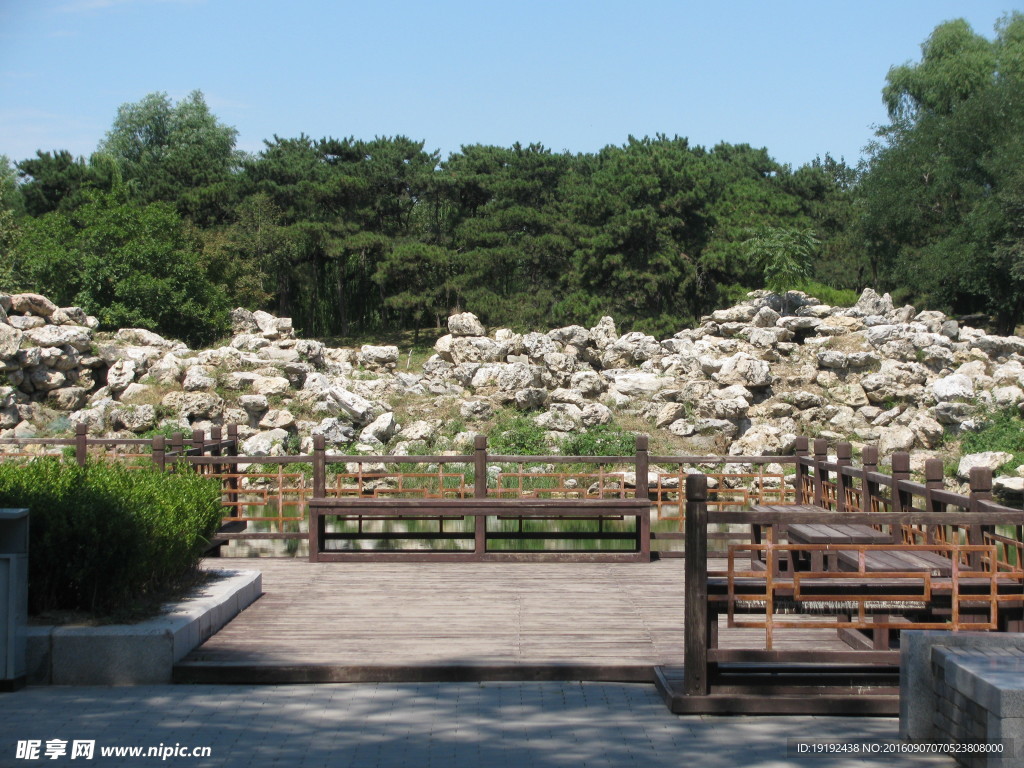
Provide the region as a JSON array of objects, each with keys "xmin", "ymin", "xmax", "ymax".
[
  {"xmin": 9, "ymin": 293, "xmax": 57, "ymax": 317},
  {"xmin": 359, "ymin": 345, "xmax": 399, "ymax": 371},
  {"xmin": 460, "ymin": 400, "xmax": 494, "ymax": 420},
  {"xmin": 580, "ymin": 402, "xmax": 613, "ymax": 427},
  {"xmin": 447, "ymin": 312, "xmax": 485, "ymax": 337},
  {"xmin": 713, "ymin": 353, "xmax": 772, "ymax": 388},
  {"xmin": 928, "ymin": 374, "xmax": 974, "ymax": 402},
  {"xmin": 160, "ymin": 392, "xmax": 224, "ymax": 421},
  {"xmin": 449, "ymin": 336, "xmax": 507, "ymax": 365},
  {"xmin": 534, "ymin": 404, "xmax": 582, "ymax": 432},
  {"xmin": 182, "ymin": 365, "xmax": 217, "ymax": 392},
  {"xmin": 957, "ymin": 452, "xmax": 1014, "ymax": 480},
  {"xmin": 311, "ymin": 418, "xmax": 356, "ymax": 447},
  {"xmin": 360, "ymin": 412, "xmax": 399, "ymax": 445},
  {"xmin": 241, "ymin": 429, "xmax": 289, "ymax": 456},
  {"xmin": 0, "ymin": 324, "xmax": 23, "ymax": 360},
  {"xmin": 24, "ymin": 325, "xmax": 93, "ymax": 351}
]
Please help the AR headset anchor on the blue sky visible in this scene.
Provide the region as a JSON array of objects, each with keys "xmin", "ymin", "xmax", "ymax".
[{"xmin": 1, "ymin": 0, "xmax": 1021, "ymax": 169}]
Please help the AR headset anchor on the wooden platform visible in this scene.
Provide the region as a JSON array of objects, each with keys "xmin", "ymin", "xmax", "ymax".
[{"xmin": 175, "ymin": 558, "xmax": 857, "ymax": 688}]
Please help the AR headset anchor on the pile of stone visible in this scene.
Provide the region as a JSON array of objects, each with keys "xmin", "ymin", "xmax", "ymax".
[{"xmin": 2, "ymin": 287, "xmax": 1023, "ymax": 496}]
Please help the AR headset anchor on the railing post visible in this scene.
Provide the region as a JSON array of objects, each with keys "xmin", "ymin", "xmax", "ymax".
[
  {"xmin": 861, "ymin": 446, "xmax": 879, "ymax": 513},
  {"xmin": 226, "ymin": 423, "xmax": 240, "ymax": 508},
  {"xmin": 925, "ymin": 459, "xmax": 944, "ymax": 513},
  {"xmin": 634, "ymin": 435, "xmax": 650, "ymax": 560},
  {"xmin": 812, "ymin": 438, "xmax": 828, "ymax": 507},
  {"xmin": 170, "ymin": 431, "xmax": 184, "ymax": 464},
  {"xmin": 75, "ymin": 422, "xmax": 87, "ymax": 467},
  {"xmin": 968, "ymin": 467, "xmax": 994, "ymax": 569},
  {"xmin": 474, "ymin": 435, "xmax": 488, "ymax": 557},
  {"xmin": 923, "ymin": 458, "xmax": 945, "ymax": 545},
  {"xmin": 684, "ymin": 473, "xmax": 709, "ymax": 696},
  {"xmin": 835, "ymin": 442, "xmax": 852, "ymax": 513},
  {"xmin": 794, "ymin": 436, "xmax": 809, "ymax": 505},
  {"xmin": 891, "ymin": 452, "xmax": 911, "ymax": 514},
  {"xmin": 191, "ymin": 428, "xmax": 205, "ymax": 472},
  {"xmin": 309, "ymin": 434, "xmax": 326, "ymax": 563},
  {"xmin": 152, "ymin": 435, "xmax": 166, "ymax": 472}
]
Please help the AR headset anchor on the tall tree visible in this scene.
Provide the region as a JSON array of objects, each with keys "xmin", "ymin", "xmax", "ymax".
[
  {"xmin": 14, "ymin": 188, "xmax": 229, "ymax": 344},
  {"xmin": 859, "ymin": 14, "xmax": 1024, "ymax": 332},
  {"xmin": 97, "ymin": 91, "xmax": 241, "ymax": 223}
]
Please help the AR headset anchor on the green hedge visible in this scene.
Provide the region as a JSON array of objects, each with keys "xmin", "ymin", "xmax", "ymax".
[{"xmin": 0, "ymin": 458, "xmax": 223, "ymax": 615}]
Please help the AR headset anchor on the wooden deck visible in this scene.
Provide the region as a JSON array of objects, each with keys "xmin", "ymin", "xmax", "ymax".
[{"xmin": 175, "ymin": 557, "xmax": 855, "ymax": 685}]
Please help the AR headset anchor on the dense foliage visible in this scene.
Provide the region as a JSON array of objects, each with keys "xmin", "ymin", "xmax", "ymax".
[
  {"xmin": 0, "ymin": 459, "xmax": 223, "ymax": 615},
  {"xmin": 3, "ymin": 15, "xmax": 1022, "ymax": 342}
]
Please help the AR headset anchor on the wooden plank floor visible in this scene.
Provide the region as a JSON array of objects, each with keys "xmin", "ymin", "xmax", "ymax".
[{"xmin": 177, "ymin": 557, "xmax": 855, "ymax": 684}]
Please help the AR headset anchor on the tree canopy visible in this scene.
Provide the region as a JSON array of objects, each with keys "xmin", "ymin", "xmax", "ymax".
[
  {"xmin": 860, "ymin": 12, "xmax": 1024, "ymax": 333},
  {"xmin": 4, "ymin": 20, "xmax": 1023, "ymax": 347}
]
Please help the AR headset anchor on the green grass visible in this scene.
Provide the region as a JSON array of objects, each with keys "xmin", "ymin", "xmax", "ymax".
[{"xmin": 959, "ymin": 406, "xmax": 1024, "ymax": 475}]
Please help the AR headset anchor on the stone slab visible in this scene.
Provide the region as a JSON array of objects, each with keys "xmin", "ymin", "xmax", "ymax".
[{"xmin": 27, "ymin": 569, "xmax": 260, "ymax": 685}]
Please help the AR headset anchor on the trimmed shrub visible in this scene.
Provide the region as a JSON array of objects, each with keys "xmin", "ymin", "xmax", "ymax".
[{"xmin": 0, "ymin": 458, "xmax": 222, "ymax": 615}]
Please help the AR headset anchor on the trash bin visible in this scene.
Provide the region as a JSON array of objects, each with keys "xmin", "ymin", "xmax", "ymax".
[{"xmin": 0, "ymin": 508, "xmax": 28, "ymax": 691}]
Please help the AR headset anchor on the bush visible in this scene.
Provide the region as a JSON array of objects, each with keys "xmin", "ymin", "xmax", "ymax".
[
  {"xmin": 488, "ymin": 409, "xmax": 550, "ymax": 456},
  {"xmin": 0, "ymin": 458, "xmax": 222, "ymax": 615},
  {"xmin": 559, "ymin": 424, "xmax": 637, "ymax": 457}
]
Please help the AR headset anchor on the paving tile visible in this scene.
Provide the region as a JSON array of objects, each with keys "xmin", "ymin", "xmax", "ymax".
[{"xmin": 0, "ymin": 682, "xmax": 959, "ymax": 768}]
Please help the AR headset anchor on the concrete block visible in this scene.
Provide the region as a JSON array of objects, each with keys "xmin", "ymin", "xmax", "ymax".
[
  {"xmin": 52, "ymin": 626, "xmax": 173, "ymax": 685},
  {"xmin": 24, "ymin": 626, "xmax": 51, "ymax": 685},
  {"xmin": 901, "ymin": 631, "xmax": 1024, "ymax": 742},
  {"xmin": 30, "ymin": 569, "xmax": 261, "ymax": 686}
]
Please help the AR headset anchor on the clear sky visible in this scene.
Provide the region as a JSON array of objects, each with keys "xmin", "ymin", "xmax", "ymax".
[{"xmin": 1, "ymin": 0, "xmax": 1021, "ymax": 169}]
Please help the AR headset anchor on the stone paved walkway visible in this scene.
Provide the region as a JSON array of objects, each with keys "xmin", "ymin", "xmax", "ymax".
[{"xmin": 0, "ymin": 682, "xmax": 954, "ymax": 768}]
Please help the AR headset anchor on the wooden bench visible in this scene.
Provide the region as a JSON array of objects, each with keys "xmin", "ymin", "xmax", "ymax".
[{"xmin": 307, "ymin": 497, "xmax": 652, "ymax": 562}]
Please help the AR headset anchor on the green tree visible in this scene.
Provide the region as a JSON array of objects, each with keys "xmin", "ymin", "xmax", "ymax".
[
  {"xmin": 14, "ymin": 188, "xmax": 229, "ymax": 344},
  {"xmin": 97, "ymin": 90, "xmax": 241, "ymax": 223},
  {"xmin": 742, "ymin": 226, "xmax": 818, "ymax": 308},
  {"xmin": 859, "ymin": 14, "xmax": 1024, "ymax": 332},
  {"xmin": 16, "ymin": 150, "xmax": 118, "ymax": 216},
  {"xmin": 0, "ymin": 155, "xmax": 23, "ymax": 289}
]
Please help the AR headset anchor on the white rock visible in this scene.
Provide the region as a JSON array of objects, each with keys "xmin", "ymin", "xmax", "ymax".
[
  {"xmin": 241, "ymin": 428, "xmax": 289, "ymax": 456},
  {"xmin": 259, "ymin": 409, "xmax": 296, "ymax": 430},
  {"xmin": 310, "ymin": 418, "xmax": 356, "ymax": 446},
  {"xmin": 994, "ymin": 476, "xmax": 1024, "ymax": 494},
  {"xmin": 24, "ymin": 324, "xmax": 93, "ymax": 351},
  {"xmin": 589, "ymin": 316, "xmax": 618, "ymax": 350},
  {"xmin": 447, "ymin": 312, "xmax": 485, "ymax": 337},
  {"xmin": 361, "ymin": 412, "xmax": 399, "ymax": 444},
  {"xmin": 459, "ymin": 400, "xmax": 494, "ymax": 420},
  {"xmin": 534, "ymin": 403, "xmax": 582, "ymax": 432},
  {"xmin": 957, "ymin": 452, "xmax": 1014, "ymax": 480},
  {"xmin": 580, "ymin": 402, "xmax": 613, "ymax": 427},
  {"xmin": 252, "ymin": 376, "xmax": 291, "ymax": 396},
  {"xmin": 928, "ymin": 374, "xmax": 974, "ymax": 402},
  {"xmin": 713, "ymin": 353, "xmax": 772, "ymax": 388},
  {"xmin": 182, "ymin": 365, "xmax": 217, "ymax": 392},
  {"xmin": 449, "ymin": 336, "xmax": 507, "ymax": 364},
  {"xmin": 397, "ymin": 420, "xmax": 437, "ymax": 442},
  {"xmin": 106, "ymin": 359, "xmax": 139, "ymax": 392},
  {"xmin": 359, "ymin": 345, "xmax": 399, "ymax": 370},
  {"xmin": 0, "ymin": 324, "xmax": 22, "ymax": 359},
  {"xmin": 607, "ymin": 371, "xmax": 668, "ymax": 398},
  {"xmin": 877, "ymin": 425, "xmax": 916, "ymax": 455}
]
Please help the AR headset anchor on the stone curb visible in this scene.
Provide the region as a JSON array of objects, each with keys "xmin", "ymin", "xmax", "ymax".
[{"xmin": 25, "ymin": 569, "xmax": 261, "ymax": 685}]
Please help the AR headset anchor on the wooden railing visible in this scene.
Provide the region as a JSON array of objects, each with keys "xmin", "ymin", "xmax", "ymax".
[
  {"xmin": 681, "ymin": 455, "xmax": 1024, "ymax": 702},
  {"xmin": 0, "ymin": 424, "xmax": 801, "ymax": 555}
]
